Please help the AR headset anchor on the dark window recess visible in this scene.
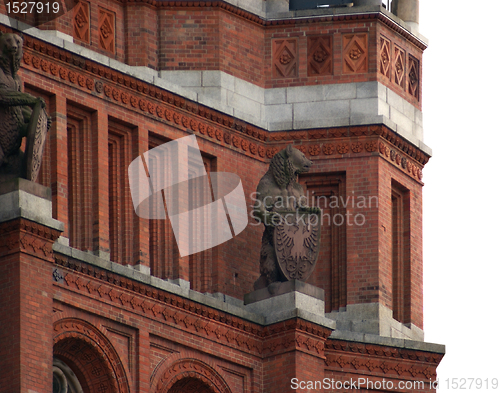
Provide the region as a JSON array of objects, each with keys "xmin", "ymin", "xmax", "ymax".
[{"xmin": 289, "ymin": 0, "xmax": 354, "ymax": 10}]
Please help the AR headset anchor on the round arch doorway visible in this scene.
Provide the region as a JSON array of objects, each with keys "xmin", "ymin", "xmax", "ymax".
[
  {"xmin": 153, "ymin": 358, "xmax": 232, "ymax": 393},
  {"xmin": 53, "ymin": 318, "xmax": 130, "ymax": 393},
  {"xmin": 168, "ymin": 377, "xmax": 216, "ymax": 393}
]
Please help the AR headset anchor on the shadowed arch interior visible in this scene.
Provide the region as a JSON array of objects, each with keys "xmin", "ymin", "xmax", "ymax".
[
  {"xmin": 53, "ymin": 337, "xmax": 117, "ymax": 393},
  {"xmin": 168, "ymin": 377, "xmax": 215, "ymax": 393}
]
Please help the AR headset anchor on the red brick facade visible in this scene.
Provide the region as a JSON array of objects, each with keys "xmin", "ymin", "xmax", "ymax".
[
  {"xmin": 0, "ymin": 1, "xmax": 423, "ymax": 107},
  {"xmin": 0, "ymin": 1, "xmax": 442, "ymax": 392}
]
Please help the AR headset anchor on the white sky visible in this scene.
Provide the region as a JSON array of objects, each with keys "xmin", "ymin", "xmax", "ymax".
[{"xmin": 420, "ymin": 0, "xmax": 500, "ymax": 391}]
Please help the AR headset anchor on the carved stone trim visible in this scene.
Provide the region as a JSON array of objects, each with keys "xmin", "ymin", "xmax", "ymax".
[
  {"xmin": 271, "ymin": 136, "xmax": 424, "ymax": 182},
  {"xmin": 55, "ymin": 259, "xmax": 264, "ymax": 352}
]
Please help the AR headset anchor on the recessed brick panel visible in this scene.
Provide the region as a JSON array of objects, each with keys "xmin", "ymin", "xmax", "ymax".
[
  {"xmin": 408, "ymin": 54, "xmax": 420, "ymax": 100},
  {"xmin": 308, "ymin": 35, "xmax": 333, "ymax": 76},
  {"xmin": 394, "ymin": 44, "xmax": 406, "ymax": 89},
  {"xmin": 342, "ymin": 33, "xmax": 368, "ymax": 74},
  {"xmin": 73, "ymin": 1, "xmax": 90, "ymax": 43},
  {"xmin": 380, "ymin": 35, "xmax": 391, "ymax": 79},
  {"xmin": 108, "ymin": 123, "xmax": 134, "ymax": 265},
  {"xmin": 67, "ymin": 106, "xmax": 94, "ymax": 252},
  {"xmin": 98, "ymin": 7, "xmax": 115, "ymax": 54},
  {"xmin": 272, "ymin": 38, "xmax": 298, "ymax": 78}
]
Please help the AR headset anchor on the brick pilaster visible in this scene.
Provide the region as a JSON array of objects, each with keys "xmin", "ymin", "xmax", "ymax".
[{"xmin": 0, "ymin": 180, "xmax": 63, "ymax": 392}]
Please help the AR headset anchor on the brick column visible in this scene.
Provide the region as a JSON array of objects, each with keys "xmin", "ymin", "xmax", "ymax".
[
  {"xmin": 137, "ymin": 329, "xmax": 151, "ymax": 392},
  {"xmin": 125, "ymin": 3, "xmax": 158, "ymax": 69},
  {"xmin": 0, "ymin": 179, "xmax": 63, "ymax": 392},
  {"xmin": 262, "ymin": 322, "xmax": 330, "ymax": 393},
  {"xmin": 51, "ymin": 95, "xmax": 68, "ymax": 238},
  {"xmin": 93, "ymin": 110, "xmax": 110, "ymax": 258},
  {"xmin": 246, "ymin": 282, "xmax": 334, "ymax": 393},
  {"xmin": 134, "ymin": 125, "xmax": 150, "ymax": 271}
]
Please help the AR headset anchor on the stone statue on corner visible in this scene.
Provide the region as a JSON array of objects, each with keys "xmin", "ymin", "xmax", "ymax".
[
  {"xmin": 252, "ymin": 145, "xmax": 321, "ymax": 291},
  {"xmin": 0, "ymin": 31, "xmax": 50, "ymax": 182}
]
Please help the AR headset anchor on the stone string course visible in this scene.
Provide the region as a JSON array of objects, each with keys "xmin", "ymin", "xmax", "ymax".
[{"xmin": 14, "ymin": 29, "xmax": 429, "ymax": 182}]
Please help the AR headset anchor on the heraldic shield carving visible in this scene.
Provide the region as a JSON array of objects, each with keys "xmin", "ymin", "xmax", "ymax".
[
  {"xmin": 0, "ymin": 32, "xmax": 51, "ymax": 182},
  {"xmin": 252, "ymin": 144, "xmax": 322, "ymax": 290},
  {"xmin": 23, "ymin": 101, "xmax": 49, "ymax": 182},
  {"xmin": 274, "ymin": 211, "xmax": 321, "ymax": 281}
]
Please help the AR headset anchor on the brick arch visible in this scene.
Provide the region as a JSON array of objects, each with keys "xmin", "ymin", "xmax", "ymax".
[
  {"xmin": 53, "ymin": 318, "xmax": 130, "ymax": 393},
  {"xmin": 169, "ymin": 377, "xmax": 214, "ymax": 393},
  {"xmin": 153, "ymin": 358, "xmax": 232, "ymax": 393}
]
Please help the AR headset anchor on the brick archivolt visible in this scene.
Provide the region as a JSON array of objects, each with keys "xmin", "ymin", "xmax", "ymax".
[
  {"xmin": 152, "ymin": 358, "xmax": 232, "ymax": 393},
  {"xmin": 53, "ymin": 318, "xmax": 130, "ymax": 393}
]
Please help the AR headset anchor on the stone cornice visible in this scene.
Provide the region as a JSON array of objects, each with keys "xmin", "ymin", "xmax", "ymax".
[
  {"xmin": 54, "ymin": 253, "xmax": 332, "ymax": 358},
  {"xmin": 53, "ymin": 251, "xmax": 442, "ymax": 368}
]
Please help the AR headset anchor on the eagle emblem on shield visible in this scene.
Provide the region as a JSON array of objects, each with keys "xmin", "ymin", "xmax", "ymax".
[
  {"xmin": 274, "ymin": 210, "xmax": 321, "ymax": 281},
  {"xmin": 23, "ymin": 100, "xmax": 50, "ymax": 182}
]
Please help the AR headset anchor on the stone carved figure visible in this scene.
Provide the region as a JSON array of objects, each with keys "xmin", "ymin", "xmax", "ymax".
[
  {"xmin": 253, "ymin": 145, "xmax": 321, "ymax": 290},
  {"xmin": 0, "ymin": 31, "xmax": 49, "ymax": 181}
]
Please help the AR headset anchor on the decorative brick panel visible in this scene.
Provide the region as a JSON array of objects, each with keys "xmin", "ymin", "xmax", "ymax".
[
  {"xmin": 272, "ymin": 38, "xmax": 298, "ymax": 78},
  {"xmin": 98, "ymin": 7, "xmax": 115, "ymax": 54},
  {"xmin": 342, "ymin": 33, "xmax": 368, "ymax": 74},
  {"xmin": 391, "ymin": 181, "xmax": 411, "ymax": 324},
  {"xmin": 148, "ymin": 134, "xmax": 179, "ymax": 279},
  {"xmin": 73, "ymin": 1, "xmax": 90, "ymax": 43},
  {"xmin": 308, "ymin": 35, "xmax": 333, "ymax": 76},
  {"xmin": 67, "ymin": 106, "xmax": 94, "ymax": 252},
  {"xmin": 408, "ymin": 55, "xmax": 420, "ymax": 100},
  {"xmin": 380, "ymin": 35, "xmax": 391, "ymax": 79},
  {"xmin": 394, "ymin": 45, "xmax": 406, "ymax": 88},
  {"xmin": 0, "ymin": 217, "xmax": 61, "ymax": 392},
  {"xmin": 303, "ymin": 174, "xmax": 347, "ymax": 312},
  {"xmin": 189, "ymin": 157, "xmax": 215, "ymax": 293},
  {"xmin": 108, "ymin": 123, "xmax": 134, "ymax": 265}
]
